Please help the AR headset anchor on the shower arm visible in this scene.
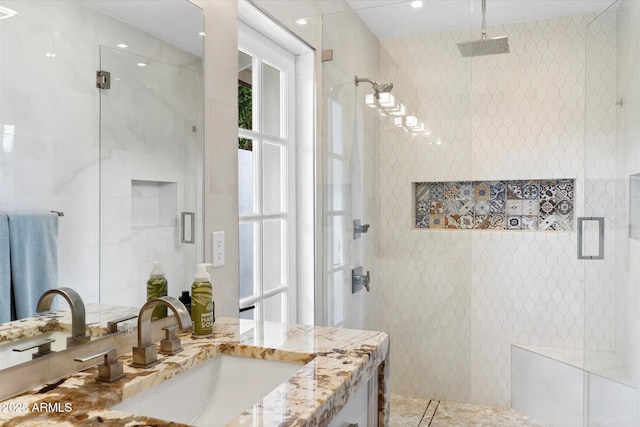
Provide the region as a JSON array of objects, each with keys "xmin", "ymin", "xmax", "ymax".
[
  {"xmin": 354, "ymin": 75, "xmax": 377, "ymax": 87},
  {"xmin": 354, "ymin": 75, "xmax": 393, "ymax": 99},
  {"xmin": 481, "ymin": 0, "xmax": 487, "ymax": 39}
]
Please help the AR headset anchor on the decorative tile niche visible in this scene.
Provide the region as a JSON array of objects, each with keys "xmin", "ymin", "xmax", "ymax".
[{"xmin": 414, "ymin": 179, "xmax": 575, "ymax": 231}]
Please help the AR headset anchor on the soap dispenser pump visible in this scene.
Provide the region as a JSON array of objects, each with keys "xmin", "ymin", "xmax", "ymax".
[
  {"xmin": 147, "ymin": 261, "xmax": 168, "ymax": 320},
  {"xmin": 191, "ymin": 263, "xmax": 214, "ymax": 337}
]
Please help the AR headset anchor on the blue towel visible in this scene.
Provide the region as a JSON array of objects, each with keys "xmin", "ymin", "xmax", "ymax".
[
  {"xmin": 0, "ymin": 214, "xmax": 10, "ymax": 323},
  {"xmin": 7, "ymin": 213, "xmax": 58, "ymax": 319}
]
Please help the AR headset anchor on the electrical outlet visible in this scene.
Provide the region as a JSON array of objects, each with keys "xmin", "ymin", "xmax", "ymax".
[{"xmin": 212, "ymin": 231, "xmax": 225, "ymax": 267}]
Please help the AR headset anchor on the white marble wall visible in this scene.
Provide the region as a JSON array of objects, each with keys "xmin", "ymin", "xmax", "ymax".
[
  {"xmin": 1, "ymin": 0, "xmax": 102, "ymax": 304},
  {"xmin": 0, "ymin": 0, "xmax": 204, "ymax": 310}
]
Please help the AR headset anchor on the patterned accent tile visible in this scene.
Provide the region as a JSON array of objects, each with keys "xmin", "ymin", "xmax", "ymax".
[
  {"xmin": 539, "ymin": 199, "xmax": 556, "ymax": 215},
  {"xmin": 475, "ymin": 200, "xmax": 491, "ymax": 216},
  {"xmin": 556, "ymin": 179, "xmax": 575, "ymax": 200},
  {"xmin": 521, "ymin": 216, "xmax": 538, "ymax": 230},
  {"xmin": 506, "ymin": 200, "xmax": 523, "ymax": 215},
  {"xmin": 475, "ymin": 183, "xmax": 491, "ymax": 201},
  {"xmin": 521, "ymin": 181, "xmax": 540, "ymax": 200},
  {"xmin": 414, "ymin": 179, "xmax": 574, "ymax": 232},
  {"xmin": 551, "ymin": 214, "xmax": 573, "ymax": 231},
  {"xmin": 474, "ymin": 215, "xmax": 489, "ymax": 229},
  {"xmin": 488, "ymin": 214, "xmax": 506, "ymax": 229},
  {"xmin": 459, "ymin": 215, "xmax": 474, "ymax": 229},
  {"xmin": 539, "ymin": 180, "xmax": 557, "ymax": 201},
  {"xmin": 507, "ymin": 182, "xmax": 523, "ymax": 200},
  {"xmin": 507, "ymin": 216, "xmax": 522, "ymax": 230},
  {"xmin": 429, "ymin": 183, "xmax": 444, "ymax": 200},
  {"xmin": 490, "ymin": 181, "xmax": 506, "ymax": 200},
  {"xmin": 489, "ymin": 199, "xmax": 506, "ymax": 215},
  {"xmin": 446, "ymin": 215, "xmax": 460, "ymax": 229},
  {"xmin": 556, "ymin": 200, "xmax": 573, "ymax": 215},
  {"xmin": 430, "ymin": 214, "xmax": 446, "ymax": 229},
  {"xmin": 522, "ymin": 200, "xmax": 538, "ymax": 216},
  {"xmin": 430, "ymin": 200, "xmax": 444, "ymax": 215},
  {"xmin": 538, "ymin": 214, "xmax": 556, "ymax": 230}
]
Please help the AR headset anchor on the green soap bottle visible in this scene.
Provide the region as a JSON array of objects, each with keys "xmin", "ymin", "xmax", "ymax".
[
  {"xmin": 191, "ymin": 263, "xmax": 214, "ymax": 337},
  {"xmin": 147, "ymin": 261, "xmax": 167, "ymax": 320}
]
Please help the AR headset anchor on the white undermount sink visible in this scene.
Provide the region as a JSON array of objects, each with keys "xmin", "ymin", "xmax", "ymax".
[{"xmin": 113, "ymin": 354, "xmax": 304, "ymax": 426}]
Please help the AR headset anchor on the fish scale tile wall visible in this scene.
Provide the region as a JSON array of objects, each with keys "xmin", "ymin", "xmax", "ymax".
[
  {"xmin": 415, "ymin": 179, "xmax": 575, "ymax": 231},
  {"xmin": 378, "ymin": 12, "xmax": 617, "ymax": 407}
]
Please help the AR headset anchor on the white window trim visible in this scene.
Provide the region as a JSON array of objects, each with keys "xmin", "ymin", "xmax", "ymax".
[{"xmin": 238, "ymin": 1, "xmax": 316, "ymax": 325}]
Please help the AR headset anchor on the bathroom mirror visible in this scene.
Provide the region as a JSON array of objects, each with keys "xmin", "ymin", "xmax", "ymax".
[{"xmin": 0, "ymin": 0, "xmax": 204, "ymax": 368}]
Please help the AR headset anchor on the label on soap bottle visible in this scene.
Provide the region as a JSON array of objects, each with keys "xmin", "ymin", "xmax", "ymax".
[{"xmin": 191, "ymin": 282, "xmax": 213, "ymax": 336}]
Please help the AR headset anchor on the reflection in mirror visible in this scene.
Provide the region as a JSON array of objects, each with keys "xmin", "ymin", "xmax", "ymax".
[{"xmin": 0, "ymin": 0, "xmax": 203, "ymax": 361}]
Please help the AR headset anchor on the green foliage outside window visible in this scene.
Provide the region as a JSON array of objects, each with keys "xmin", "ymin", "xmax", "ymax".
[{"xmin": 238, "ymin": 84, "xmax": 252, "ymax": 151}]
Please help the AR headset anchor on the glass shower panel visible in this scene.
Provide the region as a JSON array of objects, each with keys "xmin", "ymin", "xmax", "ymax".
[
  {"xmin": 99, "ymin": 46, "xmax": 202, "ymax": 306},
  {"xmin": 584, "ymin": 2, "xmax": 639, "ymax": 425}
]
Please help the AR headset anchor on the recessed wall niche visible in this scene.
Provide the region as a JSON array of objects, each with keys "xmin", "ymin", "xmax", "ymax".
[
  {"xmin": 414, "ymin": 179, "xmax": 575, "ymax": 231},
  {"xmin": 131, "ymin": 180, "xmax": 177, "ymax": 228}
]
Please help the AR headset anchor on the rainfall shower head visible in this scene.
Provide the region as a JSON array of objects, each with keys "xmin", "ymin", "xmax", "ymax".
[
  {"xmin": 457, "ymin": 0, "xmax": 510, "ymax": 57},
  {"xmin": 354, "ymin": 76, "xmax": 393, "ymax": 95}
]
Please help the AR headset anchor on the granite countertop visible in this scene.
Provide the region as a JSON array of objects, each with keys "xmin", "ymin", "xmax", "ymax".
[
  {"xmin": 0, "ymin": 304, "xmax": 139, "ymax": 343},
  {"xmin": 0, "ymin": 317, "xmax": 390, "ymax": 426}
]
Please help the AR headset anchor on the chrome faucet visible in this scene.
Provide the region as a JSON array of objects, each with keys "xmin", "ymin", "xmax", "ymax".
[
  {"xmin": 36, "ymin": 287, "xmax": 90, "ymax": 347},
  {"xmin": 132, "ymin": 296, "xmax": 192, "ymax": 368}
]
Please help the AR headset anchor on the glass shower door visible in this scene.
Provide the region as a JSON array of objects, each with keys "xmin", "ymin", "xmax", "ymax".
[{"xmin": 99, "ymin": 46, "xmax": 203, "ymax": 306}]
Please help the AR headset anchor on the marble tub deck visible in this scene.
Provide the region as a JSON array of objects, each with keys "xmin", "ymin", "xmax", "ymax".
[{"xmin": 389, "ymin": 393, "xmax": 546, "ymax": 427}]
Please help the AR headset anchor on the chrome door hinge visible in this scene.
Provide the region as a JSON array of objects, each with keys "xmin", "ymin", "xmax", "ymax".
[{"xmin": 96, "ymin": 70, "xmax": 111, "ymax": 89}]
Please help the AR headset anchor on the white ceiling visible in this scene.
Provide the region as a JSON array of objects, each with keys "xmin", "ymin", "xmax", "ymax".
[
  {"xmin": 345, "ymin": 0, "xmax": 618, "ymax": 40},
  {"xmin": 84, "ymin": 0, "xmax": 203, "ymax": 56}
]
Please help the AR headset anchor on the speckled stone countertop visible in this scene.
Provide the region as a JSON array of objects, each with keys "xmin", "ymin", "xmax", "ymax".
[{"xmin": 0, "ymin": 317, "xmax": 390, "ymax": 427}]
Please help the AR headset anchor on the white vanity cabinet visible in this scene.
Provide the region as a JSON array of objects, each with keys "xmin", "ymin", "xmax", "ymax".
[{"xmin": 328, "ymin": 370, "xmax": 379, "ymax": 427}]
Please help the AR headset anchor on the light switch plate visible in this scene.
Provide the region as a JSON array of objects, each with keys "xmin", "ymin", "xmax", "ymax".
[{"xmin": 212, "ymin": 231, "xmax": 225, "ymax": 267}]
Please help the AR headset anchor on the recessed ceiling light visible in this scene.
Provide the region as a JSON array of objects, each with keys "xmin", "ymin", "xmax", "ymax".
[
  {"xmin": 198, "ymin": 32, "xmax": 206, "ymax": 36},
  {"xmin": 45, "ymin": 53, "xmax": 56, "ymax": 58},
  {"xmin": 117, "ymin": 43, "xmax": 128, "ymax": 48},
  {"xmin": 137, "ymin": 63, "xmax": 146, "ymax": 67},
  {"xmin": 411, "ymin": 1, "xmax": 423, "ymax": 8},
  {"xmin": 295, "ymin": 18, "xmax": 308, "ymax": 26}
]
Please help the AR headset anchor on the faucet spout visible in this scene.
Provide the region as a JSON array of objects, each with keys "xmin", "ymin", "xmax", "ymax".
[
  {"xmin": 132, "ymin": 296, "xmax": 192, "ymax": 368},
  {"xmin": 36, "ymin": 287, "xmax": 89, "ymax": 347}
]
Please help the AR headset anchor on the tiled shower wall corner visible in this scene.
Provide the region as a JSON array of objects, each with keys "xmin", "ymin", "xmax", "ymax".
[
  {"xmin": 378, "ymin": 14, "xmax": 616, "ymax": 406},
  {"xmin": 415, "ymin": 179, "xmax": 575, "ymax": 231}
]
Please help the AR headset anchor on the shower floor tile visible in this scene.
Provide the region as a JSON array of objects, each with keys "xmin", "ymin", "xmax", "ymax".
[{"xmin": 389, "ymin": 393, "xmax": 546, "ymax": 427}]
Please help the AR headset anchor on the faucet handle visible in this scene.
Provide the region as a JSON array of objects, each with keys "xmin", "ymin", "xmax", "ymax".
[
  {"xmin": 159, "ymin": 324, "xmax": 183, "ymax": 356},
  {"xmin": 12, "ymin": 338, "xmax": 55, "ymax": 359},
  {"xmin": 106, "ymin": 314, "xmax": 138, "ymax": 334},
  {"xmin": 74, "ymin": 347, "xmax": 126, "ymax": 383}
]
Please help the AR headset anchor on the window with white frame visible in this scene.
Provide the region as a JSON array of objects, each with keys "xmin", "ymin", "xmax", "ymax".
[{"xmin": 237, "ymin": 23, "xmax": 297, "ymax": 324}]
